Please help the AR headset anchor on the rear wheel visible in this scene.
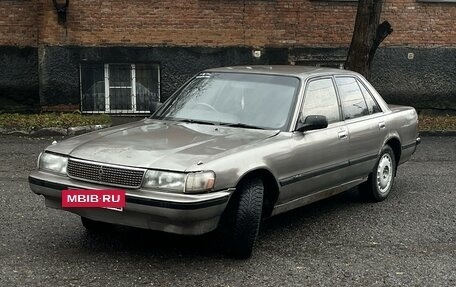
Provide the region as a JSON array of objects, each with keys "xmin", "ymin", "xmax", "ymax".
[
  {"xmin": 361, "ymin": 145, "xmax": 396, "ymax": 201},
  {"xmin": 224, "ymin": 178, "xmax": 264, "ymax": 258}
]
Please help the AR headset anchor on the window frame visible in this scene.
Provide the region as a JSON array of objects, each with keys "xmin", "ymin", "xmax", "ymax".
[
  {"xmin": 154, "ymin": 72, "xmax": 302, "ymax": 132},
  {"xmin": 297, "ymin": 76, "xmax": 343, "ymax": 128},
  {"xmin": 79, "ymin": 63, "xmax": 160, "ymax": 114},
  {"xmin": 334, "ymin": 75, "xmax": 385, "ymax": 122},
  {"xmin": 334, "ymin": 76, "xmax": 370, "ymax": 121},
  {"xmin": 355, "ymin": 78, "xmax": 383, "ymax": 115}
]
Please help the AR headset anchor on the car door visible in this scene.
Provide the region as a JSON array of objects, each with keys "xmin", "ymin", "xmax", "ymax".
[
  {"xmin": 334, "ymin": 76, "xmax": 386, "ymax": 180},
  {"xmin": 278, "ymin": 77, "xmax": 351, "ymax": 204}
]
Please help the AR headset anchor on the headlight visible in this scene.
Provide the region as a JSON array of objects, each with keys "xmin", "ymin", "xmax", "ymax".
[
  {"xmin": 39, "ymin": 152, "xmax": 68, "ymax": 175},
  {"xmin": 142, "ymin": 170, "xmax": 215, "ymax": 193},
  {"xmin": 142, "ymin": 170, "xmax": 186, "ymax": 192},
  {"xmin": 185, "ymin": 171, "xmax": 215, "ymax": 193}
]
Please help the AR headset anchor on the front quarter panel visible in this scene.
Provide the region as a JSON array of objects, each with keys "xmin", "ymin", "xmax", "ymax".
[{"xmin": 195, "ymin": 133, "xmax": 292, "ymax": 192}]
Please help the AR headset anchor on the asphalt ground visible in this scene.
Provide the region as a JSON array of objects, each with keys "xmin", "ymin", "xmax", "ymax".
[{"xmin": 0, "ymin": 135, "xmax": 454, "ymax": 286}]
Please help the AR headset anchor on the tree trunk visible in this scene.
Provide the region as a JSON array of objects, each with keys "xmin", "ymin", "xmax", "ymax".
[{"xmin": 344, "ymin": 0, "xmax": 393, "ymax": 79}]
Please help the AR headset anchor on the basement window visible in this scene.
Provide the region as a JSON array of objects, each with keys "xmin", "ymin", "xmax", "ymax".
[{"xmin": 80, "ymin": 63, "xmax": 160, "ymax": 113}]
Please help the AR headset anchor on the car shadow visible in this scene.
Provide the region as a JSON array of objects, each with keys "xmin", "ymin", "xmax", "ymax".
[
  {"xmin": 77, "ymin": 187, "xmax": 368, "ymax": 259},
  {"xmin": 261, "ymin": 187, "xmax": 366, "ymax": 233},
  {"xmin": 79, "ymin": 223, "xmax": 225, "ymax": 258}
]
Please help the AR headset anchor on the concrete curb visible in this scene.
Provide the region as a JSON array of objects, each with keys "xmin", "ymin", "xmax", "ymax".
[
  {"xmin": 420, "ymin": 131, "xmax": 456, "ymax": 137},
  {"xmin": 0, "ymin": 124, "xmax": 111, "ymax": 137}
]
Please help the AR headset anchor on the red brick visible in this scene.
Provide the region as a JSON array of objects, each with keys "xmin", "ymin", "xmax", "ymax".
[{"xmin": 0, "ymin": 0, "xmax": 455, "ymax": 48}]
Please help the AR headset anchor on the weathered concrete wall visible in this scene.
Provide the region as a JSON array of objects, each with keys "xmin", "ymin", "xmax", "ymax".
[
  {"xmin": 38, "ymin": 46, "xmax": 80, "ymax": 108},
  {"xmin": 38, "ymin": 45, "xmax": 288, "ymax": 109},
  {"xmin": 0, "ymin": 46, "xmax": 39, "ymax": 112},
  {"xmin": 371, "ymin": 47, "xmax": 456, "ymax": 110},
  {"xmin": 37, "ymin": 45, "xmax": 455, "ymax": 111}
]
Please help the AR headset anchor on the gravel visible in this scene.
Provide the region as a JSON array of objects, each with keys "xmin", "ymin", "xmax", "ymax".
[{"xmin": 0, "ymin": 135, "xmax": 454, "ymax": 286}]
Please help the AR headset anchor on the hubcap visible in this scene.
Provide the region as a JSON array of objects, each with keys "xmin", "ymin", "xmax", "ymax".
[{"xmin": 376, "ymin": 153, "xmax": 393, "ymax": 194}]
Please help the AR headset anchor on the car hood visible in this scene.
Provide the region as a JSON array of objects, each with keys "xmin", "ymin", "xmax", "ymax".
[{"xmin": 46, "ymin": 119, "xmax": 279, "ymax": 171}]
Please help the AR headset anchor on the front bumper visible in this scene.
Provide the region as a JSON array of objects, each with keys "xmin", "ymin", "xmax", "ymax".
[{"xmin": 29, "ymin": 171, "xmax": 234, "ymax": 235}]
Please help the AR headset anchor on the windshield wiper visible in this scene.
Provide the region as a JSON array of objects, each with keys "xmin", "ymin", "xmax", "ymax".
[
  {"xmin": 177, "ymin": 119, "xmax": 216, "ymax": 125},
  {"xmin": 218, "ymin": 122, "xmax": 265, "ymax": 130}
]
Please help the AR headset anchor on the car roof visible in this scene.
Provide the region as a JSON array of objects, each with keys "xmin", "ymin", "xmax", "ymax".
[{"xmin": 204, "ymin": 65, "xmax": 359, "ymax": 79}]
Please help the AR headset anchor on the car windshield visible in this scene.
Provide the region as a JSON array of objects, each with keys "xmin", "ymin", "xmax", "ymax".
[{"xmin": 154, "ymin": 72, "xmax": 300, "ymax": 130}]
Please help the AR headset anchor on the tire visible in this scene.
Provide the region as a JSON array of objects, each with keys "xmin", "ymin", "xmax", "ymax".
[
  {"xmin": 361, "ymin": 145, "xmax": 396, "ymax": 202},
  {"xmin": 81, "ymin": 217, "xmax": 112, "ymax": 232},
  {"xmin": 225, "ymin": 178, "xmax": 264, "ymax": 258}
]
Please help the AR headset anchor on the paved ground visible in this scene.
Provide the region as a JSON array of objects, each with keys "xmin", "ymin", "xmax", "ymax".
[{"xmin": 0, "ymin": 135, "xmax": 454, "ymax": 286}]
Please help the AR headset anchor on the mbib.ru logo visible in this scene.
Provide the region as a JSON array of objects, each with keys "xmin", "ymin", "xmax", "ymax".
[{"xmin": 62, "ymin": 189, "xmax": 126, "ymax": 208}]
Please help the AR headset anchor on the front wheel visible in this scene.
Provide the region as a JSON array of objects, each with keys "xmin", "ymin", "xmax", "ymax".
[
  {"xmin": 361, "ymin": 145, "xmax": 396, "ymax": 202},
  {"xmin": 224, "ymin": 178, "xmax": 264, "ymax": 258}
]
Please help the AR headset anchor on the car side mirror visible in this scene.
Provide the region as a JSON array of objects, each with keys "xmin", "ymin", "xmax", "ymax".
[
  {"xmin": 150, "ymin": 101, "xmax": 162, "ymax": 114},
  {"xmin": 296, "ymin": 115, "xmax": 328, "ymax": 132}
]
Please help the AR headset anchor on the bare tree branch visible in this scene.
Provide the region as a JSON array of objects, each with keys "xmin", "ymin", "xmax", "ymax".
[{"xmin": 344, "ymin": 0, "xmax": 392, "ymax": 79}]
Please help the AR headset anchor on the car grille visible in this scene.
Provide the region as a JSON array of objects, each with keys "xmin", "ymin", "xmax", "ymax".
[{"xmin": 67, "ymin": 159, "xmax": 146, "ymax": 188}]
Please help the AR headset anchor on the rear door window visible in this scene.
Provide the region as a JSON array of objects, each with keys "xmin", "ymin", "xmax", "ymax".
[
  {"xmin": 357, "ymin": 80, "xmax": 382, "ymax": 114},
  {"xmin": 335, "ymin": 77, "xmax": 369, "ymax": 120}
]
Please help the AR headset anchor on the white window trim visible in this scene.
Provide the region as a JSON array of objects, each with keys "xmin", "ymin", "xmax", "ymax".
[
  {"xmin": 106, "ymin": 63, "xmax": 135, "ymax": 113},
  {"xmin": 131, "ymin": 64, "xmax": 137, "ymax": 113},
  {"xmin": 104, "ymin": 64, "xmax": 110, "ymax": 113},
  {"xmin": 81, "ymin": 63, "xmax": 160, "ymax": 114}
]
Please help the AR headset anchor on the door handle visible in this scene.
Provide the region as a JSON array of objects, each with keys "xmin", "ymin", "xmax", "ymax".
[
  {"xmin": 379, "ymin": 122, "xmax": 386, "ymax": 129},
  {"xmin": 338, "ymin": 131, "xmax": 348, "ymax": 140}
]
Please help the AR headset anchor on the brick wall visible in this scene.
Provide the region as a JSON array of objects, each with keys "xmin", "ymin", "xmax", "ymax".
[
  {"xmin": 35, "ymin": 0, "xmax": 359, "ymax": 47},
  {"xmin": 7, "ymin": 0, "xmax": 449, "ymax": 48},
  {"xmin": 0, "ymin": 0, "xmax": 38, "ymax": 46},
  {"xmin": 1, "ymin": 0, "xmax": 454, "ymax": 112},
  {"xmin": 383, "ymin": 0, "xmax": 456, "ymax": 46}
]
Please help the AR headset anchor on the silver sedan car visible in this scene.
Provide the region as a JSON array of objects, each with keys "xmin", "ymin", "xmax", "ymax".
[{"xmin": 29, "ymin": 66, "xmax": 420, "ymax": 257}]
